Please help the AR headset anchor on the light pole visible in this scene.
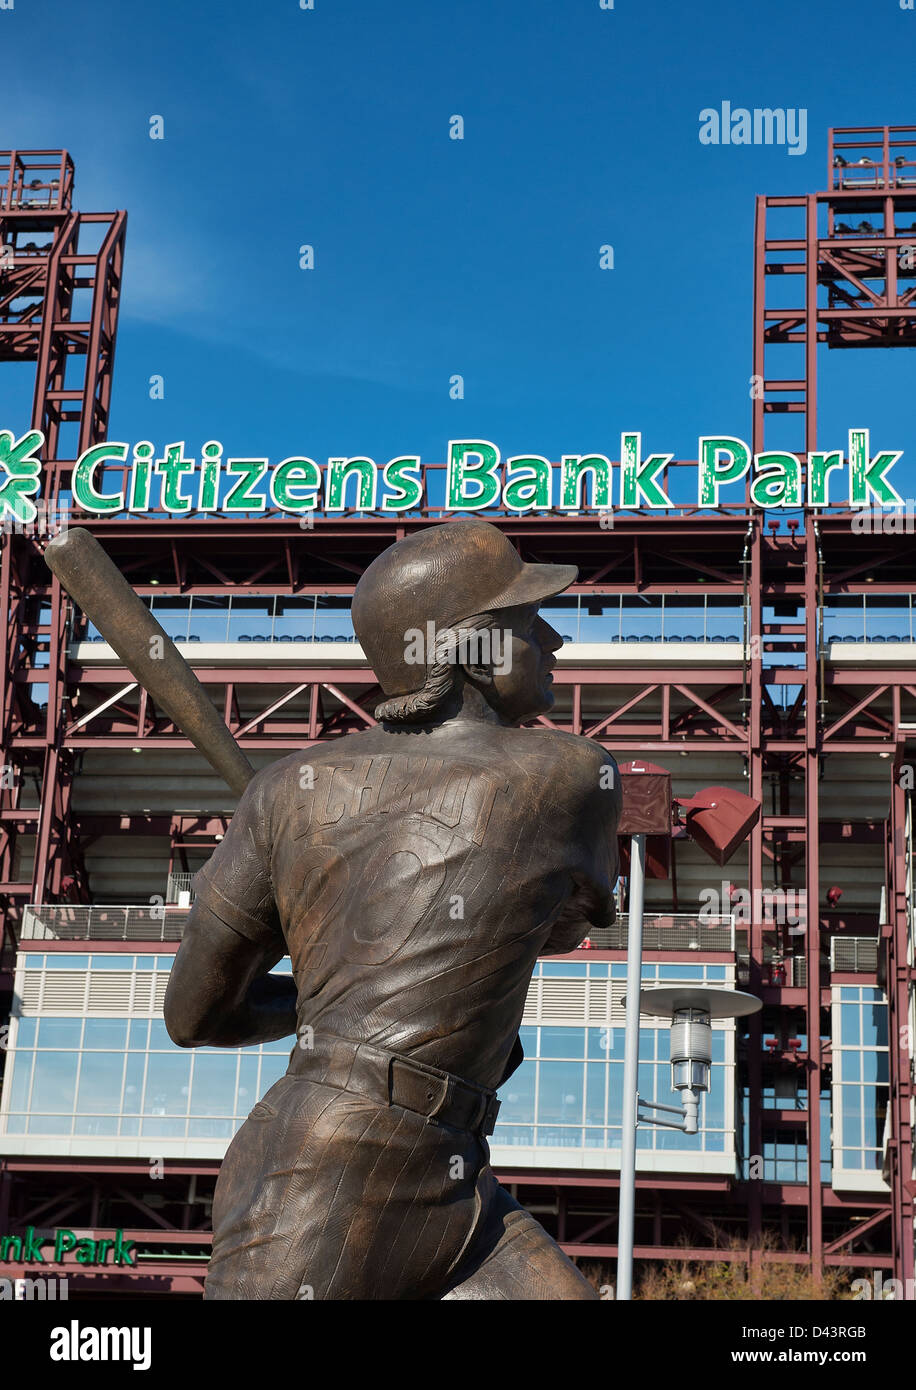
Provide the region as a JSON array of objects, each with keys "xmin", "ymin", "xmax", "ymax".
[
  {"xmin": 615, "ymin": 981, "xmax": 762, "ymax": 1300},
  {"xmin": 612, "ymin": 761, "xmax": 763, "ymax": 1302}
]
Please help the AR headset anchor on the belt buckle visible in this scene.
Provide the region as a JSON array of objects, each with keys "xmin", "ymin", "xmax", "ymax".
[{"xmin": 423, "ymin": 1073, "xmax": 455, "ymax": 1125}]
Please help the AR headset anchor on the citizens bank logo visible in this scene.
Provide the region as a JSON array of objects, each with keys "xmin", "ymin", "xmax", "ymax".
[{"xmin": 50, "ymin": 1320, "xmax": 151, "ymax": 1371}]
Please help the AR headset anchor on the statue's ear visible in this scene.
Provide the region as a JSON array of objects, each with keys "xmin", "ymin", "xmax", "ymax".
[{"xmin": 461, "ymin": 657, "xmax": 492, "ymax": 687}]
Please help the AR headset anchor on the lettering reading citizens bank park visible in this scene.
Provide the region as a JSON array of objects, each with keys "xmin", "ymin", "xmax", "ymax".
[{"xmin": 0, "ymin": 428, "xmax": 906, "ymax": 522}]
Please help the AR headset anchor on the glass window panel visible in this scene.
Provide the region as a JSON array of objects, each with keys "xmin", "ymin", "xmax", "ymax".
[
  {"xmin": 637, "ymin": 1062, "xmax": 658, "ymax": 1100},
  {"xmin": 704, "ymin": 1076, "xmax": 725, "ymax": 1129},
  {"xmin": 5, "ymin": 1115, "xmax": 26, "ymax": 1134},
  {"xmin": 150, "ymin": 596, "xmax": 190, "ymax": 641},
  {"xmin": 539, "ymin": 1027, "xmax": 585, "ymax": 1059},
  {"xmin": 188, "ymin": 1118, "xmax": 234, "ymax": 1139},
  {"xmin": 14, "ymin": 1018, "xmax": 37, "ymax": 1047},
  {"xmin": 6, "ymin": 1052, "xmax": 34, "ymax": 1112},
  {"xmin": 705, "ymin": 1131, "xmax": 725, "ymax": 1151},
  {"xmin": 188, "ymin": 595, "xmax": 230, "ymax": 642},
  {"xmin": 840, "ymin": 1006, "xmax": 861, "ymax": 1046},
  {"xmin": 537, "ymin": 1061, "xmax": 584, "ymax": 1124},
  {"xmin": 141, "ymin": 1117, "xmax": 187, "ymax": 1138},
  {"xmin": 585, "ymin": 1062, "xmax": 607, "ymax": 1125},
  {"xmin": 711, "ymin": 1033, "xmax": 725, "ymax": 1062},
  {"xmin": 128, "ymin": 1020, "xmax": 149, "ymax": 1051},
  {"xmin": 191, "ymin": 1054, "xmax": 239, "ymax": 1116},
  {"xmin": 29, "ymin": 1114, "xmax": 74, "ymax": 1135},
  {"xmin": 842, "ymin": 1112, "xmax": 861, "ymax": 1148},
  {"xmin": 499, "ymin": 1062, "xmax": 536, "ymax": 1123},
  {"xmin": 45, "ymin": 955, "xmax": 88, "ymax": 969},
  {"xmin": 577, "ymin": 601, "xmax": 620, "ymax": 643},
  {"xmin": 147, "ymin": 1019, "xmax": 173, "ymax": 1050},
  {"xmin": 31, "ymin": 1052, "xmax": 79, "ymax": 1113},
  {"xmin": 863, "ymin": 1005, "xmax": 888, "ymax": 1049},
  {"xmin": 540, "ymin": 963, "xmax": 583, "ymax": 978},
  {"xmin": 37, "ymin": 1018, "xmax": 83, "ymax": 1049},
  {"xmin": 83, "ymin": 1019, "xmax": 128, "ymax": 1050},
  {"xmin": 123, "ymin": 1053, "xmax": 145, "ymax": 1114},
  {"xmin": 860, "ymin": 1051, "xmax": 879, "ymax": 1082},
  {"xmin": 313, "ymin": 597, "xmax": 356, "ymax": 642},
  {"xmin": 136, "ymin": 956, "xmax": 156, "ymax": 970},
  {"xmin": 536, "ymin": 1125, "xmax": 583, "ymax": 1148},
  {"xmin": 862, "ymin": 1108, "xmax": 881, "ymax": 1148},
  {"xmin": 23, "ymin": 954, "xmax": 44, "ymax": 968},
  {"xmin": 519, "ymin": 1026, "xmax": 538, "ymax": 1055},
  {"xmin": 607, "ymin": 1064, "xmax": 623, "ymax": 1126},
  {"xmin": 74, "ymin": 1116, "xmax": 119, "ymax": 1136},
  {"xmin": 258, "ymin": 1054, "xmax": 288, "ymax": 1093},
  {"xmin": 144, "ymin": 1053, "xmax": 191, "ymax": 1115},
  {"xmin": 539, "ymin": 598, "xmax": 579, "ymax": 644},
  {"xmin": 584, "ymin": 1127, "xmax": 607, "ymax": 1148},
  {"xmin": 621, "ymin": 595, "xmax": 661, "ymax": 640},
  {"xmin": 493, "ymin": 1125, "xmax": 533, "ymax": 1146},
  {"xmin": 119, "ymin": 1117, "xmax": 140, "ymax": 1136},
  {"xmin": 588, "ymin": 1027, "xmax": 622, "ymax": 1060},
  {"xmin": 237, "ymin": 1055, "xmax": 260, "ymax": 1112},
  {"xmin": 842, "ymin": 1050, "xmax": 861, "ymax": 1081},
  {"xmin": 90, "ymin": 956, "xmax": 132, "ymax": 970},
  {"xmin": 156, "ymin": 956, "xmax": 175, "ymax": 971},
  {"xmin": 76, "ymin": 1053, "xmax": 124, "ymax": 1114}
]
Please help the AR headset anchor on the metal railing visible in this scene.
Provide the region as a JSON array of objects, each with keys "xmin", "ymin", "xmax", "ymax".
[
  {"xmin": 166, "ymin": 873, "xmax": 196, "ymax": 905},
  {"xmin": 581, "ymin": 912, "xmax": 735, "ymax": 952},
  {"xmin": 21, "ymin": 904, "xmax": 189, "ymax": 943}
]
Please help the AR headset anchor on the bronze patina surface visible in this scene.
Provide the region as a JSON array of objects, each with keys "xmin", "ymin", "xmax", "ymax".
[{"xmin": 164, "ymin": 518, "xmax": 621, "ymax": 1299}]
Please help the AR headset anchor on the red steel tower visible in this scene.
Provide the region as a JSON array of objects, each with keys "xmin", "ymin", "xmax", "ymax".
[{"xmin": 0, "ymin": 151, "xmax": 126, "ymax": 954}]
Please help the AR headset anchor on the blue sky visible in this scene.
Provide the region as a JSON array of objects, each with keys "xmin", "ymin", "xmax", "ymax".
[{"xmin": 3, "ymin": 0, "xmax": 916, "ymax": 503}]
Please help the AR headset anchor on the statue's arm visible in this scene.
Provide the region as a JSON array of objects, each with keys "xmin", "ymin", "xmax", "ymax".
[
  {"xmin": 164, "ymin": 906, "xmax": 296, "ymax": 1047},
  {"xmin": 541, "ymin": 744, "xmax": 622, "ymax": 954},
  {"xmin": 164, "ymin": 767, "xmax": 297, "ymax": 1048}
]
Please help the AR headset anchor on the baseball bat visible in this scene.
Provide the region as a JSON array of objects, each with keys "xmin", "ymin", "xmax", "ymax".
[{"xmin": 44, "ymin": 527, "xmax": 256, "ymax": 797}]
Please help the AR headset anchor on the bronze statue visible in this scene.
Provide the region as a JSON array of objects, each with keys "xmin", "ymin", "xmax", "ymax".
[{"xmin": 162, "ymin": 518, "xmax": 621, "ymax": 1299}]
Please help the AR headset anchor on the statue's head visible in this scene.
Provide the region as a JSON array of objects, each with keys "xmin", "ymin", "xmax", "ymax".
[{"xmin": 352, "ymin": 518, "xmax": 577, "ymax": 726}]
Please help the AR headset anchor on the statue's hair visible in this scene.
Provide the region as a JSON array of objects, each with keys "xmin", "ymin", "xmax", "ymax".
[{"xmin": 375, "ymin": 612, "xmax": 498, "ymax": 725}]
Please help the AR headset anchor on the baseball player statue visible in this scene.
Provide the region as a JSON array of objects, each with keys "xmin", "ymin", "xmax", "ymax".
[{"xmin": 163, "ymin": 517, "xmax": 621, "ymax": 1299}]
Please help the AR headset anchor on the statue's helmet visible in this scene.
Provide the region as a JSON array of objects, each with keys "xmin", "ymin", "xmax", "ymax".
[{"xmin": 352, "ymin": 517, "xmax": 577, "ymax": 698}]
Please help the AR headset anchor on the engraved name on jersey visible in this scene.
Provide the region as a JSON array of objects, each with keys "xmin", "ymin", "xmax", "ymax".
[{"xmin": 294, "ymin": 756, "xmax": 508, "ymax": 848}]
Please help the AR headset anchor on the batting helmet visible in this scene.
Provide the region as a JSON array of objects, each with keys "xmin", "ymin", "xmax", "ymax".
[{"xmin": 352, "ymin": 518, "xmax": 577, "ymax": 697}]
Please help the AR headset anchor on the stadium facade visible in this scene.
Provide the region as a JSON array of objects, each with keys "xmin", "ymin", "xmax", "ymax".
[{"xmin": 0, "ymin": 132, "xmax": 914, "ymax": 1297}]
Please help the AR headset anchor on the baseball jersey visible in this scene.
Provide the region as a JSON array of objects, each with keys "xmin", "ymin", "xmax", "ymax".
[{"xmin": 193, "ymin": 722, "xmax": 621, "ymax": 1091}]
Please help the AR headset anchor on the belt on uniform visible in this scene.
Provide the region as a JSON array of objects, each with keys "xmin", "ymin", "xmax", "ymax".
[{"xmin": 286, "ymin": 1031, "xmax": 501, "ymax": 1137}]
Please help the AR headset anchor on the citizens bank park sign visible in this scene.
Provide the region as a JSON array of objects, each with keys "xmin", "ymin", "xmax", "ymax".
[{"xmin": 0, "ymin": 428, "xmax": 908, "ymax": 522}]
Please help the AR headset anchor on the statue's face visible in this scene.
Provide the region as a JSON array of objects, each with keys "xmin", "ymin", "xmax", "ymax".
[{"xmin": 477, "ymin": 604, "xmax": 563, "ymax": 724}]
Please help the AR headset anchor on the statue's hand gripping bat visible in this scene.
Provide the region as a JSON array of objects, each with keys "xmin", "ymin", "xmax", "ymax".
[{"xmin": 44, "ymin": 527, "xmax": 255, "ymax": 797}]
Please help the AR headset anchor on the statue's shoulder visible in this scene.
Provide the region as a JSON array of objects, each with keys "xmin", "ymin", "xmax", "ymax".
[{"xmin": 517, "ymin": 726, "xmax": 616, "ymax": 776}]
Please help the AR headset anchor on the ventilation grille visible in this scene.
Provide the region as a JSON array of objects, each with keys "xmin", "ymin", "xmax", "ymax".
[
  {"xmin": 522, "ymin": 976, "xmax": 627, "ymax": 1026},
  {"xmin": 19, "ymin": 969, "xmax": 170, "ymax": 1015},
  {"xmin": 830, "ymin": 936, "xmax": 879, "ymax": 973}
]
